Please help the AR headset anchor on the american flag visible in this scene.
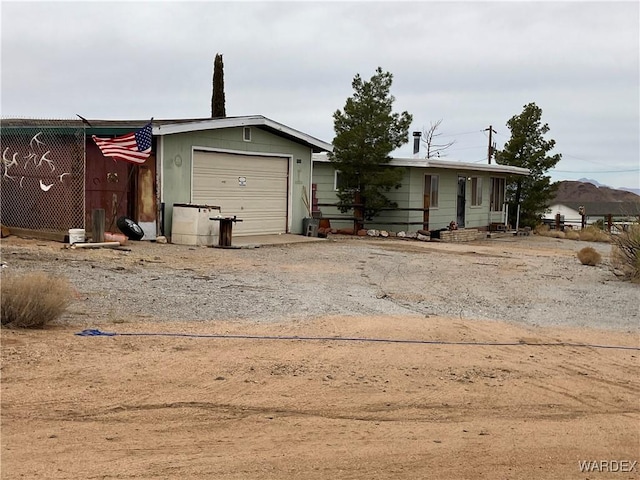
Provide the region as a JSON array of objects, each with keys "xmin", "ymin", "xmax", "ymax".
[{"xmin": 92, "ymin": 121, "xmax": 153, "ymax": 164}]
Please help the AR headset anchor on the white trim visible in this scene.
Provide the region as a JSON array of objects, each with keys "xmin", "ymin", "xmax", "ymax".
[
  {"xmin": 425, "ymin": 173, "xmax": 439, "ymax": 209},
  {"xmin": 152, "ymin": 115, "xmax": 333, "ymax": 152},
  {"xmin": 192, "ymin": 145, "xmax": 293, "ymax": 159},
  {"xmin": 158, "ymin": 136, "xmax": 164, "ymax": 204},
  {"xmin": 312, "ymin": 152, "xmax": 529, "ymax": 176},
  {"xmin": 306, "ymin": 148, "xmax": 316, "ymax": 218},
  {"xmin": 157, "ymin": 136, "xmax": 164, "ymax": 235},
  {"xmin": 333, "ymin": 170, "xmax": 342, "ymax": 191},
  {"xmin": 287, "ymin": 156, "xmax": 293, "ymax": 233},
  {"xmin": 471, "ymin": 176, "xmax": 483, "ymax": 207}
]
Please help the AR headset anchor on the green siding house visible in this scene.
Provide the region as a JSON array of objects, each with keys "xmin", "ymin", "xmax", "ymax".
[{"xmin": 312, "ymin": 153, "xmax": 529, "ymax": 232}]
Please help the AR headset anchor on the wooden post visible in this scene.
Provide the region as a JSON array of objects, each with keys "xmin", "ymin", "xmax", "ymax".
[
  {"xmin": 92, "ymin": 209, "xmax": 106, "ymax": 243},
  {"xmin": 219, "ymin": 219, "xmax": 233, "ymax": 247},
  {"xmin": 607, "ymin": 214, "xmax": 612, "ymax": 233},
  {"xmin": 353, "ymin": 191, "xmax": 364, "ymax": 233},
  {"xmin": 555, "ymin": 213, "xmax": 561, "ymax": 231}
]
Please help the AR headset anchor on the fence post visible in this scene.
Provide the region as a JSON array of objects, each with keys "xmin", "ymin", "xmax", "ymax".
[
  {"xmin": 92, "ymin": 209, "xmax": 105, "ymax": 243},
  {"xmin": 607, "ymin": 214, "xmax": 612, "ymax": 233}
]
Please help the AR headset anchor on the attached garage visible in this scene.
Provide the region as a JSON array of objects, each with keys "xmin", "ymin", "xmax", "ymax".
[
  {"xmin": 154, "ymin": 115, "xmax": 332, "ymax": 240},
  {"xmin": 192, "ymin": 150, "xmax": 289, "ymax": 236}
]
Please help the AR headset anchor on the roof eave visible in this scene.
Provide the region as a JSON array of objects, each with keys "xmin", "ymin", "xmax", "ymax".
[
  {"xmin": 312, "ymin": 153, "xmax": 529, "ymax": 175},
  {"xmin": 153, "ymin": 115, "xmax": 333, "ymax": 153}
]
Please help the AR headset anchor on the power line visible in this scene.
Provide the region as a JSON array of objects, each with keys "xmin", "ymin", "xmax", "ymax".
[
  {"xmin": 448, "ymin": 145, "xmax": 487, "ymax": 151},
  {"xmin": 437, "ymin": 130, "xmax": 483, "ymax": 138},
  {"xmin": 552, "ymin": 168, "xmax": 639, "ymax": 173}
]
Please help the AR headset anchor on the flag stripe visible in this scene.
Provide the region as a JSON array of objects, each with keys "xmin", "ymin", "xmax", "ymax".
[{"xmin": 92, "ymin": 122, "xmax": 153, "ymax": 164}]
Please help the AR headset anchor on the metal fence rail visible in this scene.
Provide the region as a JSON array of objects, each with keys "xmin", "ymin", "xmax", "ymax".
[{"xmin": 1, "ymin": 124, "xmax": 85, "ymax": 232}]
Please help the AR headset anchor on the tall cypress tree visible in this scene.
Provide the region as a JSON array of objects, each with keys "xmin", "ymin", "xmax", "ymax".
[{"xmin": 211, "ymin": 53, "xmax": 226, "ymax": 118}]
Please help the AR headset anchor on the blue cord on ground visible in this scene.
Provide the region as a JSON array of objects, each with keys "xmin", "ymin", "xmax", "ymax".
[{"xmin": 75, "ymin": 329, "xmax": 640, "ymax": 351}]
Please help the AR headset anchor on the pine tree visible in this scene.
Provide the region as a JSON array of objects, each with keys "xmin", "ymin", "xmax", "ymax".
[
  {"xmin": 329, "ymin": 67, "xmax": 413, "ymax": 227},
  {"xmin": 211, "ymin": 53, "xmax": 226, "ymax": 118},
  {"xmin": 494, "ymin": 102, "xmax": 561, "ymax": 228}
]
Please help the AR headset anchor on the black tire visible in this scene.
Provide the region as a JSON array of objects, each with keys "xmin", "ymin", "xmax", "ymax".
[{"xmin": 116, "ymin": 216, "xmax": 144, "ymax": 240}]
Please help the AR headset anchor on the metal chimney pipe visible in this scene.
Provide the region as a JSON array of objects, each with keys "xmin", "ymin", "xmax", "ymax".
[{"xmin": 412, "ymin": 131, "xmax": 421, "ymax": 155}]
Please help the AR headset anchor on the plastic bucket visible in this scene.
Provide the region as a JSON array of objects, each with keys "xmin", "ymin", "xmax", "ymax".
[{"xmin": 68, "ymin": 228, "xmax": 85, "ymax": 245}]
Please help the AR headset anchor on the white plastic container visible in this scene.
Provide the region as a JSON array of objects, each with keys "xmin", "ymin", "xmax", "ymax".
[
  {"xmin": 171, "ymin": 204, "xmax": 221, "ymax": 246},
  {"xmin": 68, "ymin": 228, "xmax": 85, "ymax": 245}
]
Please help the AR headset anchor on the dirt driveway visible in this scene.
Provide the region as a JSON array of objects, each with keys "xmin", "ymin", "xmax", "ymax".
[{"xmin": 1, "ymin": 234, "xmax": 639, "ymax": 479}]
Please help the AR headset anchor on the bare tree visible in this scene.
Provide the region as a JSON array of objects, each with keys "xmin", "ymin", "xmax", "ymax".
[{"xmin": 421, "ymin": 119, "xmax": 455, "ymax": 158}]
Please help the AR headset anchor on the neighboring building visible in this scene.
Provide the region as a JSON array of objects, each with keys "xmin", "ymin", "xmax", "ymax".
[
  {"xmin": 0, "ymin": 116, "xmax": 332, "ymax": 241},
  {"xmin": 311, "ymin": 153, "xmax": 529, "ymax": 232},
  {"xmin": 544, "ymin": 201, "xmax": 640, "ymax": 229}
]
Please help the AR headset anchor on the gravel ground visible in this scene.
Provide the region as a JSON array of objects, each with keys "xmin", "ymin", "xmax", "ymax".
[{"xmin": 1, "ymin": 234, "xmax": 638, "ymax": 331}]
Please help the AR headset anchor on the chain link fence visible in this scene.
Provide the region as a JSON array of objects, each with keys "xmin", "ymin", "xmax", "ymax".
[{"xmin": 1, "ymin": 122, "xmax": 86, "ymax": 232}]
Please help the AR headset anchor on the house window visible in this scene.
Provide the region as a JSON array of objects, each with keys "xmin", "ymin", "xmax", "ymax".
[
  {"xmin": 243, "ymin": 127, "xmax": 251, "ymax": 142},
  {"xmin": 425, "ymin": 175, "xmax": 439, "ymax": 208},
  {"xmin": 471, "ymin": 177, "xmax": 482, "ymax": 206},
  {"xmin": 490, "ymin": 177, "xmax": 505, "ymax": 211},
  {"xmin": 334, "ymin": 170, "xmax": 347, "ymax": 191}
]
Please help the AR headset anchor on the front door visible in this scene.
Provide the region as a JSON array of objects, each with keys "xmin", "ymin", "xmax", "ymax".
[{"xmin": 457, "ymin": 176, "xmax": 466, "ymax": 228}]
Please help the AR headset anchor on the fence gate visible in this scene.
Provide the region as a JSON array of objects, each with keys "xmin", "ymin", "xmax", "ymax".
[{"xmin": 1, "ymin": 123, "xmax": 86, "ymax": 234}]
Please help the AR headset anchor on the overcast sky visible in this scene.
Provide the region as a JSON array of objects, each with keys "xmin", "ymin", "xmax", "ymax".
[{"xmin": 2, "ymin": 1, "xmax": 638, "ymax": 189}]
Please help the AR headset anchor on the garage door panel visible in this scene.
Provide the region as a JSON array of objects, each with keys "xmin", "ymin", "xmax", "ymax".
[{"xmin": 192, "ymin": 151, "xmax": 289, "ymax": 236}]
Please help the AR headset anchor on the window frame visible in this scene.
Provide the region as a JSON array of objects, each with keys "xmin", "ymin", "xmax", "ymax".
[
  {"xmin": 334, "ymin": 170, "xmax": 345, "ymax": 191},
  {"xmin": 243, "ymin": 127, "xmax": 251, "ymax": 142},
  {"xmin": 471, "ymin": 176, "xmax": 483, "ymax": 206},
  {"xmin": 426, "ymin": 174, "xmax": 439, "ymax": 209},
  {"xmin": 490, "ymin": 177, "xmax": 505, "ymax": 212}
]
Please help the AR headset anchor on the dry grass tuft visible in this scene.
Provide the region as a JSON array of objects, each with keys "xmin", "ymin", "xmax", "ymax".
[
  {"xmin": 577, "ymin": 247, "xmax": 602, "ymax": 266},
  {"xmin": 534, "ymin": 224, "xmax": 565, "ymax": 239},
  {"xmin": 536, "ymin": 224, "xmax": 611, "ymax": 242},
  {"xmin": 578, "ymin": 226, "xmax": 610, "ymax": 243},
  {"xmin": 1, "ymin": 271, "xmax": 74, "ymax": 328},
  {"xmin": 610, "ymin": 224, "xmax": 640, "ymax": 282}
]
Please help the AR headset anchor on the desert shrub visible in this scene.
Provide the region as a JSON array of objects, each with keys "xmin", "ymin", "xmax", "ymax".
[
  {"xmin": 545, "ymin": 230, "xmax": 565, "ymax": 239},
  {"xmin": 1, "ymin": 271, "xmax": 74, "ymax": 328},
  {"xmin": 534, "ymin": 224, "xmax": 567, "ymax": 239},
  {"xmin": 610, "ymin": 224, "xmax": 640, "ymax": 282},
  {"xmin": 579, "ymin": 226, "xmax": 610, "ymax": 243},
  {"xmin": 534, "ymin": 224, "xmax": 550, "ymax": 234},
  {"xmin": 564, "ymin": 230, "xmax": 580, "ymax": 240},
  {"xmin": 577, "ymin": 247, "xmax": 602, "ymax": 266}
]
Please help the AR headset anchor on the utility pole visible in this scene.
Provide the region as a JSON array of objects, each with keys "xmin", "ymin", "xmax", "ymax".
[{"xmin": 485, "ymin": 125, "xmax": 496, "ymax": 164}]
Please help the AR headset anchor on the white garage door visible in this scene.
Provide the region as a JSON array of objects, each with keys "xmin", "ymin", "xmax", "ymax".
[{"xmin": 192, "ymin": 151, "xmax": 289, "ymax": 236}]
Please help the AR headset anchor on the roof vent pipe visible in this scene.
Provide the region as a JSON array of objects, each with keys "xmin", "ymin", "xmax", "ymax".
[{"xmin": 412, "ymin": 131, "xmax": 421, "ymax": 156}]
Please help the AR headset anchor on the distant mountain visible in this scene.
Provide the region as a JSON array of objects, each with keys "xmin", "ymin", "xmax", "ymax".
[
  {"xmin": 577, "ymin": 178, "xmax": 607, "ymax": 188},
  {"xmin": 620, "ymin": 187, "xmax": 640, "ymax": 196},
  {"xmin": 553, "ymin": 181, "xmax": 640, "ymax": 204}
]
